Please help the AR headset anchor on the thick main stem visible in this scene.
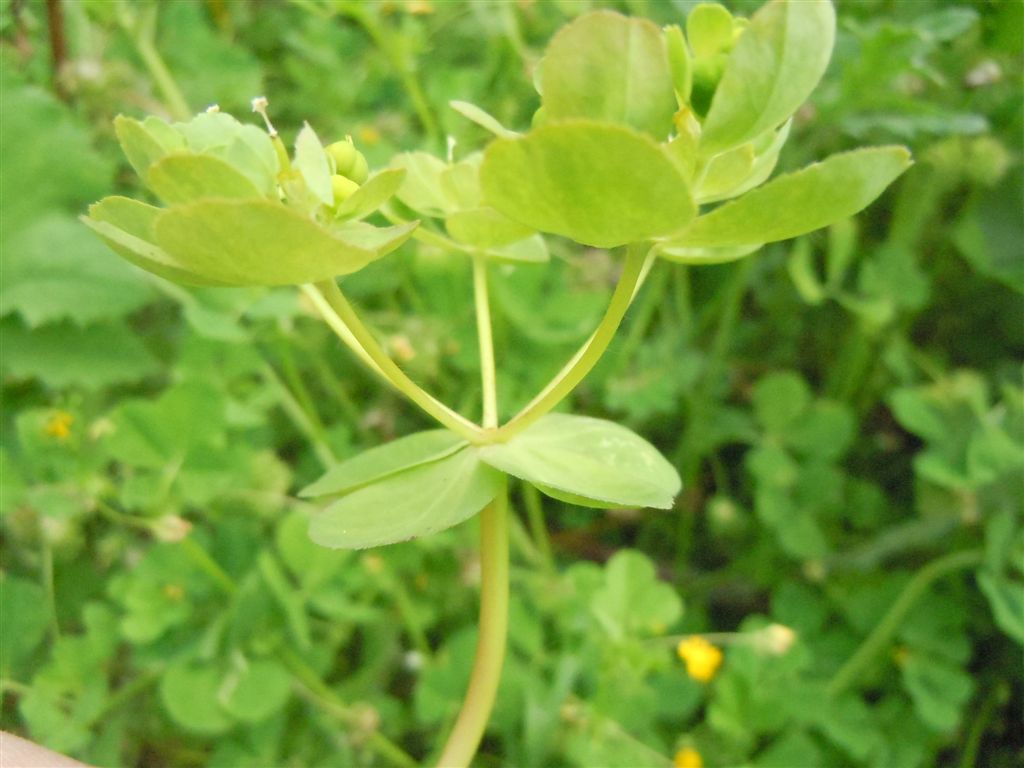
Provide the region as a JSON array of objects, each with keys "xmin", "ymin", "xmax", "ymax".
[
  {"xmin": 310, "ymin": 281, "xmax": 483, "ymax": 443},
  {"xmin": 472, "ymin": 254, "xmax": 498, "ymax": 429},
  {"xmin": 492, "ymin": 242, "xmax": 651, "ymax": 442},
  {"xmin": 435, "ymin": 486, "xmax": 510, "ymax": 768}
]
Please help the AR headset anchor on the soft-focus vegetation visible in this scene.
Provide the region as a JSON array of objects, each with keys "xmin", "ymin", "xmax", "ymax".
[{"xmin": 1, "ymin": 1, "xmax": 1021, "ymax": 767}]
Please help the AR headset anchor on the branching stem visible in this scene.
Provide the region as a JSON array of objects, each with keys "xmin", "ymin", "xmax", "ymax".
[
  {"xmin": 308, "ymin": 281, "xmax": 484, "ymax": 443},
  {"xmin": 492, "ymin": 242, "xmax": 653, "ymax": 442}
]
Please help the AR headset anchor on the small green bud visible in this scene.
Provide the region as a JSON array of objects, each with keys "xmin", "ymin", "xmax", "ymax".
[
  {"xmin": 327, "ymin": 140, "xmax": 358, "ymax": 176},
  {"xmin": 347, "ymin": 151, "xmax": 369, "ymax": 185},
  {"xmin": 332, "ymin": 174, "xmax": 360, "ymax": 204}
]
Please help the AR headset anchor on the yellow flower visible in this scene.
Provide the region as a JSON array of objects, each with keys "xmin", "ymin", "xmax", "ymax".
[
  {"xmin": 44, "ymin": 411, "xmax": 74, "ymax": 440},
  {"xmin": 674, "ymin": 746, "xmax": 703, "ymax": 768},
  {"xmin": 676, "ymin": 636, "xmax": 723, "ymax": 682}
]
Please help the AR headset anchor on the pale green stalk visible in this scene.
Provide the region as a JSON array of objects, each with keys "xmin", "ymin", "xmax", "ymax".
[
  {"xmin": 434, "ymin": 484, "xmax": 509, "ymax": 768},
  {"xmin": 472, "ymin": 254, "xmax": 498, "ymax": 429},
  {"xmin": 433, "ymin": 245, "xmax": 509, "ymax": 767},
  {"xmin": 493, "ymin": 242, "xmax": 652, "ymax": 442},
  {"xmin": 308, "ymin": 281, "xmax": 484, "ymax": 443}
]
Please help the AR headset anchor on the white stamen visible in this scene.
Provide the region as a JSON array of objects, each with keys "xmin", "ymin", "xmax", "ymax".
[
  {"xmin": 205, "ymin": 104, "xmax": 221, "ymax": 113},
  {"xmin": 446, "ymin": 135, "xmax": 456, "ymax": 164},
  {"xmin": 251, "ymin": 96, "xmax": 277, "ymax": 137}
]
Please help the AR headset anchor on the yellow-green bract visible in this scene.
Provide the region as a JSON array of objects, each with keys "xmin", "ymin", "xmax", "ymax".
[{"xmin": 83, "ymin": 111, "xmax": 413, "ymax": 287}]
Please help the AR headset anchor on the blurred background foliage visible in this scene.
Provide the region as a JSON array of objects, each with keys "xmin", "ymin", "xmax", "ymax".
[{"xmin": 0, "ymin": 1, "xmax": 1021, "ymax": 766}]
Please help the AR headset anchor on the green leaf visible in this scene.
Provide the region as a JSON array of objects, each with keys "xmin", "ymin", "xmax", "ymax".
[
  {"xmin": 900, "ymin": 652, "xmax": 974, "ymax": 732},
  {"xmin": 446, "ymin": 207, "xmax": 535, "ymax": 248},
  {"xmin": 675, "ymin": 147, "xmax": 912, "ymax": 248},
  {"xmin": 1, "ymin": 72, "xmax": 113, "ymax": 245},
  {"xmin": 105, "ymin": 381, "xmax": 226, "ymax": 469},
  {"xmin": 590, "ymin": 550, "xmax": 683, "ymax": 639},
  {"xmin": 479, "ymin": 414, "xmax": 680, "ymax": 509},
  {"xmin": 113, "ymin": 115, "xmax": 178, "ymax": 178},
  {"xmin": 449, "ymin": 100, "xmax": 518, "ymax": 138},
  {"xmin": 441, "ymin": 155, "xmax": 483, "ymax": 210},
  {"xmin": 309, "ymin": 447, "xmax": 502, "ymax": 549},
  {"xmin": 753, "ymin": 371, "xmax": 811, "ymax": 433},
  {"xmin": 687, "ymin": 3, "xmax": 736, "ymax": 59},
  {"xmin": 1, "ymin": 316, "xmax": 158, "ymax": 389},
  {"xmin": 700, "ymin": 0, "xmax": 835, "ymax": 156},
  {"xmin": 221, "ymin": 659, "xmax": 292, "ymax": 723},
  {"xmin": 697, "ymin": 143, "xmax": 756, "ymax": 202},
  {"xmin": 145, "ymin": 153, "xmax": 264, "ymax": 204},
  {"xmin": 159, "ymin": 661, "xmax": 233, "ymax": 735},
  {"xmin": 1, "ymin": 214, "xmax": 152, "ymax": 326},
  {"xmin": 334, "ymin": 168, "xmax": 406, "ymax": 221},
  {"xmin": 392, "ymin": 151, "xmax": 454, "ymax": 216},
  {"xmin": 658, "ymin": 242, "xmax": 762, "ymax": 264},
  {"xmin": 978, "ymin": 570, "xmax": 1024, "ymax": 644},
  {"xmin": 153, "ymin": 200, "xmax": 412, "ymax": 286},
  {"xmin": 293, "ymin": 122, "xmax": 333, "ymax": 206},
  {"xmin": 300, "ymin": 429, "xmax": 466, "ymax": 498},
  {"xmin": 482, "ymin": 121, "xmax": 695, "ymax": 248},
  {"xmin": 484, "ymin": 234, "xmax": 550, "ymax": 264},
  {"xmin": 538, "ymin": 11, "xmax": 676, "ymax": 137},
  {"xmin": 0, "ymin": 575, "xmax": 50, "ymax": 673},
  {"xmin": 84, "ymin": 197, "xmax": 229, "ymax": 286}
]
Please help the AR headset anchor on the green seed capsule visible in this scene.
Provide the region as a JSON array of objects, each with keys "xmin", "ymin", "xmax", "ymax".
[
  {"xmin": 347, "ymin": 151, "xmax": 369, "ymax": 185},
  {"xmin": 326, "ymin": 140, "xmax": 357, "ymax": 177},
  {"xmin": 332, "ymin": 174, "xmax": 360, "ymax": 204}
]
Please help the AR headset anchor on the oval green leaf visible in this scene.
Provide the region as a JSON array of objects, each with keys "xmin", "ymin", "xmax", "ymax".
[
  {"xmin": 676, "ymin": 147, "xmax": 912, "ymax": 248},
  {"xmin": 657, "ymin": 242, "xmax": 762, "ymax": 265},
  {"xmin": 114, "ymin": 115, "xmax": 180, "ymax": 178},
  {"xmin": 309, "ymin": 448, "xmax": 503, "ymax": 549},
  {"xmin": 538, "ymin": 11, "xmax": 676, "ymax": 138},
  {"xmin": 83, "ymin": 197, "xmax": 229, "ymax": 286},
  {"xmin": 154, "ymin": 199, "xmax": 405, "ymax": 286},
  {"xmin": 294, "ymin": 122, "xmax": 333, "ymax": 206},
  {"xmin": 145, "ymin": 153, "xmax": 264, "ymax": 204},
  {"xmin": 392, "ymin": 151, "xmax": 454, "ymax": 217},
  {"xmin": 300, "ymin": 429, "xmax": 466, "ymax": 499},
  {"xmin": 700, "ymin": 0, "xmax": 835, "ymax": 156},
  {"xmin": 446, "ymin": 207, "xmax": 535, "ymax": 248},
  {"xmin": 481, "ymin": 121, "xmax": 695, "ymax": 249},
  {"xmin": 479, "ymin": 414, "xmax": 681, "ymax": 509},
  {"xmin": 334, "ymin": 168, "xmax": 406, "ymax": 221},
  {"xmin": 449, "ymin": 100, "xmax": 518, "ymax": 139}
]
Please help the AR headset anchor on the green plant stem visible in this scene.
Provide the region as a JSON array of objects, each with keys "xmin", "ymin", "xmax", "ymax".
[
  {"xmin": 493, "ymin": 242, "xmax": 652, "ymax": 442},
  {"xmin": 676, "ymin": 257, "xmax": 753, "ymax": 487},
  {"xmin": 41, "ymin": 541, "xmax": 60, "ymax": 642},
  {"xmin": 276, "ymin": 340, "xmax": 331, "ymax": 440},
  {"xmin": 260, "ymin": 363, "xmax": 337, "ymax": 469},
  {"xmin": 179, "ymin": 536, "xmax": 238, "ymax": 596},
  {"xmin": 308, "ymin": 281, "xmax": 483, "ymax": 442},
  {"xmin": 435, "ymin": 483, "xmax": 510, "ymax": 768},
  {"xmin": 385, "ymin": 572, "xmax": 432, "ymax": 658},
  {"xmin": 472, "ymin": 254, "xmax": 498, "ymax": 429},
  {"xmin": 342, "ymin": 4, "xmax": 439, "ymax": 145},
  {"xmin": 827, "ymin": 549, "xmax": 984, "ymax": 697},
  {"xmin": 612, "ymin": 259, "xmax": 667, "ymax": 371},
  {"xmin": 522, "ymin": 482, "xmax": 553, "ymax": 569},
  {"xmin": 960, "ymin": 680, "xmax": 1007, "ymax": 768},
  {"xmin": 280, "ymin": 649, "xmax": 417, "ymax": 768},
  {"xmin": 134, "ymin": 37, "xmax": 190, "ymax": 120}
]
